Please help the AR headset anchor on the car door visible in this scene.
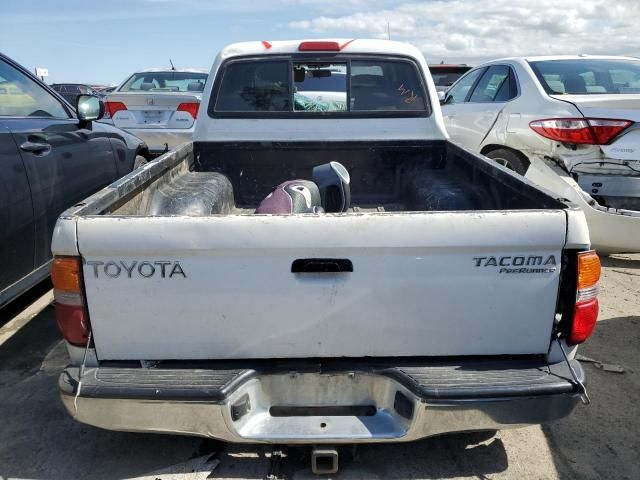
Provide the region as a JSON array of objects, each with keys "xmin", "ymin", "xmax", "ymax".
[
  {"xmin": 0, "ymin": 57, "xmax": 118, "ymax": 270},
  {"xmin": 442, "ymin": 65, "xmax": 517, "ymax": 149},
  {"xmin": 0, "ymin": 121, "xmax": 34, "ymax": 294},
  {"xmin": 440, "ymin": 67, "xmax": 486, "ymax": 145}
]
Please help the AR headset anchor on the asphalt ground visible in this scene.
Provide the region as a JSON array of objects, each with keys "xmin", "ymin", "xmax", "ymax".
[{"xmin": 0, "ymin": 255, "xmax": 638, "ymax": 479}]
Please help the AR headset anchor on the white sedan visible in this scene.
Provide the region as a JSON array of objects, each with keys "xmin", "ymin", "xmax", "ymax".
[
  {"xmin": 102, "ymin": 68, "xmax": 208, "ymax": 155},
  {"xmin": 441, "ymin": 55, "xmax": 640, "ymax": 253}
]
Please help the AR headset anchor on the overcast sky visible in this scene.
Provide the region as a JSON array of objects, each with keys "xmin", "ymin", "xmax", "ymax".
[{"xmin": 1, "ymin": 0, "xmax": 637, "ymax": 85}]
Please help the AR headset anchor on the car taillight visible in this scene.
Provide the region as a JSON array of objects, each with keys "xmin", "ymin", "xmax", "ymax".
[
  {"xmin": 588, "ymin": 119, "xmax": 633, "ymax": 144},
  {"xmin": 177, "ymin": 102, "xmax": 199, "ymax": 119},
  {"xmin": 529, "ymin": 118, "xmax": 632, "ymax": 145},
  {"xmin": 52, "ymin": 256, "xmax": 90, "ymax": 346},
  {"xmin": 568, "ymin": 250, "xmax": 601, "ymax": 345},
  {"xmin": 104, "ymin": 101, "xmax": 127, "ymax": 119}
]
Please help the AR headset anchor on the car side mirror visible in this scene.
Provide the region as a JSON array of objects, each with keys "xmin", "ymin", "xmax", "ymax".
[
  {"xmin": 76, "ymin": 94, "xmax": 104, "ymax": 122},
  {"xmin": 437, "ymin": 91, "xmax": 446, "ymax": 104}
]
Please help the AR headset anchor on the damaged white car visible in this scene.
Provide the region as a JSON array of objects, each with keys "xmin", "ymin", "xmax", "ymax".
[{"xmin": 441, "ymin": 55, "xmax": 640, "ymax": 253}]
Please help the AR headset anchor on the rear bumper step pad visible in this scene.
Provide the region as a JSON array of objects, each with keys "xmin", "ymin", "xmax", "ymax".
[
  {"xmin": 380, "ymin": 359, "xmax": 583, "ymax": 399},
  {"xmin": 59, "ymin": 367, "xmax": 252, "ymax": 402},
  {"xmin": 60, "ymin": 358, "xmax": 582, "ymax": 402}
]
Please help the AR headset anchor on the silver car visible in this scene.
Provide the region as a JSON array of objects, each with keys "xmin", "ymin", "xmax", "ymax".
[
  {"xmin": 441, "ymin": 55, "xmax": 640, "ymax": 253},
  {"xmin": 103, "ymin": 68, "xmax": 208, "ymax": 154}
]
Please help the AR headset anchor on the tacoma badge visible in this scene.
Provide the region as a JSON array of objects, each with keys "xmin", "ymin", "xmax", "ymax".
[{"xmin": 473, "ymin": 255, "xmax": 557, "ymax": 274}]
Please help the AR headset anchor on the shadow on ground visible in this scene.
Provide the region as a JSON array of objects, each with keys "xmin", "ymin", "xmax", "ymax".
[
  {"xmin": 600, "ymin": 254, "xmax": 640, "ymax": 270},
  {"xmin": 206, "ymin": 431, "xmax": 506, "ymax": 480},
  {"xmin": 0, "ymin": 278, "xmax": 51, "ymax": 328},
  {"xmin": 543, "ymin": 314, "xmax": 640, "ymax": 480}
]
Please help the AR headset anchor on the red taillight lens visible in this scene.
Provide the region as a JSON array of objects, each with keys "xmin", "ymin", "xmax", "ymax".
[
  {"xmin": 530, "ymin": 118, "xmax": 593, "ymax": 144},
  {"xmin": 52, "ymin": 256, "xmax": 90, "ymax": 346},
  {"xmin": 568, "ymin": 250, "xmax": 601, "ymax": 345},
  {"xmin": 104, "ymin": 101, "xmax": 127, "ymax": 118},
  {"xmin": 55, "ymin": 303, "xmax": 90, "ymax": 346},
  {"xmin": 529, "ymin": 118, "xmax": 632, "ymax": 145},
  {"xmin": 177, "ymin": 102, "xmax": 199, "ymax": 119},
  {"xmin": 588, "ymin": 119, "xmax": 633, "ymax": 144},
  {"xmin": 298, "ymin": 41, "xmax": 341, "ymax": 51},
  {"xmin": 569, "ymin": 298, "xmax": 599, "ymax": 345}
]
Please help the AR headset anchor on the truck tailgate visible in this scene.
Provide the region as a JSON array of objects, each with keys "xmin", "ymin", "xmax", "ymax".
[{"xmin": 78, "ymin": 211, "xmax": 567, "ymax": 360}]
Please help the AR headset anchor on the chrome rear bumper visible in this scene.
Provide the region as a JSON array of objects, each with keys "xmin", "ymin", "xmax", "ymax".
[{"xmin": 59, "ymin": 360, "xmax": 583, "ymax": 444}]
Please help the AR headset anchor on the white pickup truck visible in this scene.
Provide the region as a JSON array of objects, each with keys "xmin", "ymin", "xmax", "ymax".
[{"xmin": 52, "ymin": 40, "xmax": 600, "ymax": 452}]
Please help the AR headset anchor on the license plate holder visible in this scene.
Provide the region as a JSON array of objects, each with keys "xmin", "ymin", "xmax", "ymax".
[{"xmin": 142, "ymin": 110, "xmax": 163, "ymax": 124}]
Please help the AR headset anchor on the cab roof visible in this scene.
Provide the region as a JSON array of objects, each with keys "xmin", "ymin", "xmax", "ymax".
[{"xmin": 217, "ymin": 39, "xmax": 427, "ymax": 63}]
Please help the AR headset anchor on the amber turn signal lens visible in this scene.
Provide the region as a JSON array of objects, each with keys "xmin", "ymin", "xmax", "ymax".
[
  {"xmin": 51, "ymin": 256, "xmax": 82, "ymax": 292},
  {"xmin": 577, "ymin": 251, "xmax": 601, "ymax": 290}
]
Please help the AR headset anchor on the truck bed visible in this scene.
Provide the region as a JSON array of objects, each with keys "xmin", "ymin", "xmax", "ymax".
[{"xmin": 106, "ymin": 141, "xmax": 563, "ymax": 217}]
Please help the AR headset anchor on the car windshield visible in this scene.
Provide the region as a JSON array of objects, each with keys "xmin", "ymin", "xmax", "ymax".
[
  {"xmin": 120, "ymin": 71, "xmax": 207, "ymax": 92},
  {"xmin": 294, "ymin": 64, "xmax": 347, "ymax": 112},
  {"xmin": 295, "ymin": 69, "xmax": 346, "ymax": 93},
  {"xmin": 529, "ymin": 59, "xmax": 640, "ymax": 95}
]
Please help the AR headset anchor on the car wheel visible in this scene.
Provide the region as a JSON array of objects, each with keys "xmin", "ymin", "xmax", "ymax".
[
  {"xmin": 133, "ymin": 155, "xmax": 147, "ymax": 171},
  {"xmin": 485, "ymin": 149, "xmax": 528, "ymax": 175}
]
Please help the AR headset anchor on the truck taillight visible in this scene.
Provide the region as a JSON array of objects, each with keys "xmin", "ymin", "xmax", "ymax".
[
  {"xmin": 529, "ymin": 118, "xmax": 632, "ymax": 145},
  {"xmin": 298, "ymin": 41, "xmax": 341, "ymax": 51},
  {"xmin": 177, "ymin": 102, "xmax": 199, "ymax": 119},
  {"xmin": 104, "ymin": 101, "xmax": 127, "ymax": 119},
  {"xmin": 297, "ymin": 40, "xmax": 354, "ymax": 51},
  {"xmin": 52, "ymin": 256, "xmax": 90, "ymax": 346},
  {"xmin": 569, "ymin": 251, "xmax": 601, "ymax": 345}
]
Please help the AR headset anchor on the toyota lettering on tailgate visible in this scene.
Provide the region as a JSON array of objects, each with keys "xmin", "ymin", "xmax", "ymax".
[{"xmin": 85, "ymin": 260, "xmax": 186, "ymax": 278}]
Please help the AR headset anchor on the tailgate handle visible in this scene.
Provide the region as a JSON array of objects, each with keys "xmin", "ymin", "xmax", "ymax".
[{"xmin": 291, "ymin": 258, "xmax": 353, "ymax": 273}]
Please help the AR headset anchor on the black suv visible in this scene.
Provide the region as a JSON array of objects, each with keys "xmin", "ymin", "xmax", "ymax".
[
  {"xmin": 0, "ymin": 53, "xmax": 149, "ymax": 308},
  {"xmin": 428, "ymin": 64, "xmax": 472, "ymax": 93},
  {"xmin": 50, "ymin": 83, "xmax": 96, "ymax": 106}
]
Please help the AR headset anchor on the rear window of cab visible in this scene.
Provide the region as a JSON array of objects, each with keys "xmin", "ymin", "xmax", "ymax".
[{"xmin": 210, "ymin": 56, "xmax": 430, "ymax": 117}]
